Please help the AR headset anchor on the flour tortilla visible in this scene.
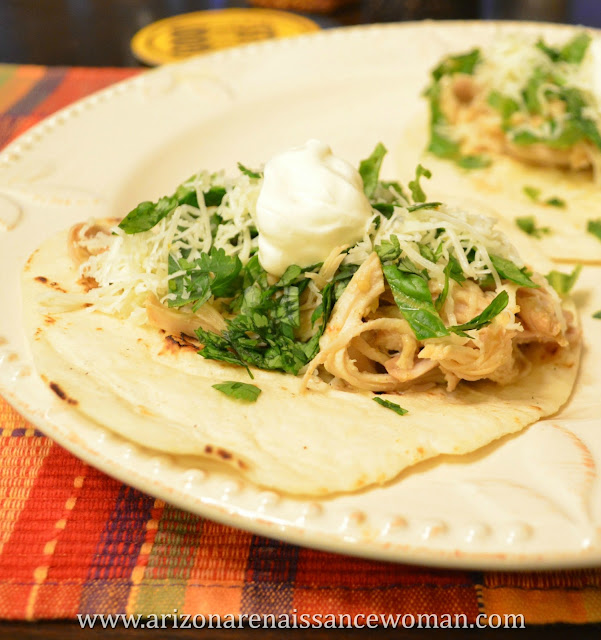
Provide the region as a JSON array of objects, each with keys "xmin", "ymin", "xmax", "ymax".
[
  {"xmin": 396, "ymin": 110, "xmax": 601, "ymax": 264},
  {"xmin": 22, "ymin": 229, "xmax": 581, "ymax": 495}
]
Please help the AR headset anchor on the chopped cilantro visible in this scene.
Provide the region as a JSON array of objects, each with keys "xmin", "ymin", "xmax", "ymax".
[
  {"xmin": 523, "ymin": 185, "xmax": 541, "ymax": 202},
  {"xmin": 546, "ymin": 265, "xmax": 582, "ymax": 296},
  {"xmin": 515, "ymin": 216, "xmax": 551, "ymax": 239},
  {"xmin": 237, "ymin": 162, "xmax": 262, "ymax": 179},
  {"xmin": 372, "ymin": 397, "xmax": 408, "ymax": 416},
  {"xmin": 522, "ymin": 185, "xmax": 566, "ymax": 208},
  {"xmin": 168, "ymin": 247, "xmax": 242, "ymax": 310},
  {"xmin": 490, "ymin": 255, "xmax": 538, "ymax": 288},
  {"xmin": 212, "ymin": 381, "xmax": 261, "ymax": 402},
  {"xmin": 450, "ymin": 290, "xmax": 509, "ymax": 333},
  {"xmin": 197, "ymin": 260, "xmax": 335, "ymax": 376},
  {"xmin": 359, "ymin": 142, "xmax": 387, "ymax": 199},
  {"xmin": 383, "ymin": 263, "xmax": 449, "ymax": 340},
  {"xmin": 408, "ymin": 164, "xmax": 432, "ymax": 203},
  {"xmin": 431, "ymin": 48, "xmax": 481, "ymax": 81},
  {"xmin": 593, "ymin": 311, "xmax": 601, "ymax": 319},
  {"xmin": 587, "ymin": 219, "xmax": 601, "ymax": 242}
]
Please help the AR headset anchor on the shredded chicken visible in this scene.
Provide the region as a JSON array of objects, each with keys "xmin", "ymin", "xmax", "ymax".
[
  {"xmin": 515, "ymin": 283, "xmax": 568, "ymax": 346},
  {"xmin": 303, "ymin": 251, "xmax": 572, "ymax": 394},
  {"xmin": 440, "ymin": 73, "xmax": 598, "ymax": 171}
]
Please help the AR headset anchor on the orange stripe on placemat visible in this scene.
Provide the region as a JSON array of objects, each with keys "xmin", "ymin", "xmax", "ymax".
[
  {"xmin": 0, "ymin": 433, "xmax": 53, "ymax": 557},
  {"xmin": 183, "ymin": 521, "xmax": 254, "ymax": 616},
  {"xmin": 0, "ymin": 443, "xmax": 88, "ymax": 620},
  {"xmin": 0, "ymin": 65, "xmax": 46, "ymax": 114},
  {"xmin": 34, "ymin": 67, "xmax": 141, "ymax": 118},
  {"xmin": 480, "ymin": 570, "xmax": 601, "ymax": 624}
]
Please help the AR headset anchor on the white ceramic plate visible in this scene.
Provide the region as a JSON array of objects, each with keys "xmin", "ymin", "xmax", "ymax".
[{"xmin": 1, "ymin": 22, "xmax": 601, "ymax": 570}]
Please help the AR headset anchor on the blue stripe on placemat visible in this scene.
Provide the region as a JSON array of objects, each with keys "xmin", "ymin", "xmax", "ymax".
[
  {"xmin": 240, "ymin": 535, "xmax": 300, "ymax": 615},
  {"xmin": 6, "ymin": 67, "xmax": 66, "ymax": 116}
]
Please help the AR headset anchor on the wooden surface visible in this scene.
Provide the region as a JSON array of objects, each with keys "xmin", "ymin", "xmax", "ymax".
[{"xmin": 2, "ymin": 0, "xmax": 599, "ymax": 68}]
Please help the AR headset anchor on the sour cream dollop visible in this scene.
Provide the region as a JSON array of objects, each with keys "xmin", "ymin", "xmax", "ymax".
[{"xmin": 256, "ymin": 139, "xmax": 373, "ymax": 276}]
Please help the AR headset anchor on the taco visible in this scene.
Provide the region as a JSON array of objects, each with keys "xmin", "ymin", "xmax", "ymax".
[
  {"xmin": 399, "ymin": 31, "xmax": 601, "ymax": 262},
  {"xmin": 23, "ymin": 141, "xmax": 581, "ymax": 495}
]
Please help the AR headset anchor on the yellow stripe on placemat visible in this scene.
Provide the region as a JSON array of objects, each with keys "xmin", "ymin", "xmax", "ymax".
[
  {"xmin": 0, "ymin": 65, "xmax": 46, "ymax": 113},
  {"xmin": 131, "ymin": 8, "xmax": 320, "ymax": 66},
  {"xmin": 481, "ymin": 571, "xmax": 601, "ymax": 624}
]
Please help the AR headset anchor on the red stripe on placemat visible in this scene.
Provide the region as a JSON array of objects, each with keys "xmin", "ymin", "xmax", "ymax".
[
  {"xmin": 292, "ymin": 549, "xmax": 480, "ymax": 621},
  {"xmin": 30, "ymin": 468, "xmax": 124, "ymax": 619},
  {"xmin": 0, "ymin": 443, "xmax": 88, "ymax": 619},
  {"xmin": 32, "ymin": 67, "xmax": 140, "ymax": 118}
]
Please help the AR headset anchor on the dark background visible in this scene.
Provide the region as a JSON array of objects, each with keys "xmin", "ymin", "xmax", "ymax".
[{"xmin": 1, "ymin": 0, "xmax": 601, "ymax": 67}]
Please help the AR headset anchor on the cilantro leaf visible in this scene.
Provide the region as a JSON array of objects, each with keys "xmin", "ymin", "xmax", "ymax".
[
  {"xmin": 545, "ymin": 197, "xmax": 566, "ymax": 208},
  {"xmin": 558, "ymin": 32, "xmax": 591, "ymax": 64},
  {"xmin": 383, "ymin": 264, "xmax": 449, "ymax": 340},
  {"xmin": 202, "ymin": 186, "xmax": 227, "ymax": 207},
  {"xmin": 523, "ymin": 185, "xmax": 541, "ymax": 202},
  {"xmin": 276, "ymin": 264, "xmax": 303, "ymax": 287},
  {"xmin": 168, "ymin": 248, "xmax": 242, "ymax": 309},
  {"xmin": 408, "ymin": 165, "xmax": 432, "ymax": 203},
  {"xmin": 515, "ymin": 216, "xmax": 551, "ymax": 239},
  {"xmin": 522, "ymin": 186, "xmax": 566, "ymax": 209},
  {"xmin": 450, "ymin": 290, "xmax": 509, "ymax": 333},
  {"xmin": 490, "ymin": 255, "xmax": 538, "ymax": 289},
  {"xmin": 488, "ymin": 91, "xmax": 520, "ymax": 125},
  {"xmin": 457, "ymin": 155, "xmax": 491, "ymax": 169},
  {"xmin": 407, "ymin": 202, "xmax": 442, "ymax": 212},
  {"xmin": 119, "ymin": 195, "xmax": 178, "ymax": 234},
  {"xmin": 537, "ymin": 33, "xmax": 591, "ymax": 64},
  {"xmin": 237, "ymin": 163, "xmax": 262, "ymax": 179},
  {"xmin": 373, "ymin": 397, "xmax": 408, "ymax": 416},
  {"xmin": 375, "ymin": 235, "xmax": 402, "ymax": 264},
  {"xmin": 536, "ymin": 39, "xmax": 561, "ymax": 62},
  {"xmin": 546, "ymin": 265, "xmax": 582, "ymax": 296},
  {"xmin": 359, "ymin": 143, "xmax": 387, "ymax": 199},
  {"xmin": 212, "ymin": 381, "xmax": 261, "ymax": 402},
  {"xmin": 593, "ymin": 311, "xmax": 601, "ymax": 319},
  {"xmin": 587, "ymin": 218, "xmax": 601, "ymax": 242},
  {"xmin": 431, "ymin": 48, "xmax": 481, "ymax": 81}
]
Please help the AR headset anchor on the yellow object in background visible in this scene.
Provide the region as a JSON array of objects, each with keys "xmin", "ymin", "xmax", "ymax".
[
  {"xmin": 131, "ymin": 8, "xmax": 320, "ymax": 66},
  {"xmin": 249, "ymin": 0, "xmax": 357, "ymax": 12}
]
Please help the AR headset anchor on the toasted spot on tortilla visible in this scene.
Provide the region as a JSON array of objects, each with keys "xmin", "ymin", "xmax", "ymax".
[
  {"xmin": 24, "ymin": 249, "xmax": 39, "ymax": 272},
  {"xmin": 34, "ymin": 328, "xmax": 42, "ymax": 339},
  {"xmin": 49, "ymin": 381, "xmax": 78, "ymax": 405},
  {"xmin": 159, "ymin": 334, "xmax": 199, "ymax": 356},
  {"xmin": 44, "ymin": 315, "xmax": 56, "ymax": 325},
  {"xmin": 217, "ymin": 448, "xmax": 232, "ymax": 460},
  {"xmin": 204, "ymin": 445, "xmax": 213, "ymax": 454},
  {"xmin": 35, "ymin": 276, "xmax": 67, "ymax": 293},
  {"xmin": 77, "ymin": 276, "xmax": 98, "ymax": 292},
  {"xmin": 237, "ymin": 459, "xmax": 248, "ymax": 470}
]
